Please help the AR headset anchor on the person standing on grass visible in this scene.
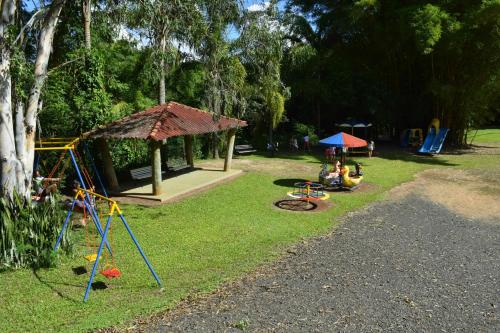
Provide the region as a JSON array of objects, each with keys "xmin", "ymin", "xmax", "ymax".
[
  {"xmin": 325, "ymin": 147, "xmax": 335, "ymax": 162},
  {"xmin": 291, "ymin": 137, "xmax": 299, "ymax": 151},
  {"xmin": 303, "ymin": 134, "xmax": 310, "ymax": 152},
  {"xmin": 368, "ymin": 140, "xmax": 375, "ymax": 157}
]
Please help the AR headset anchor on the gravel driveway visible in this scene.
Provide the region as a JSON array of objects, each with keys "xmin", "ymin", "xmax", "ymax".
[{"xmin": 135, "ymin": 194, "xmax": 499, "ymax": 332}]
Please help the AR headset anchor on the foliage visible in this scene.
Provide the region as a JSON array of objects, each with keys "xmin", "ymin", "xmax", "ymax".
[
  {"xmin": 285, "ymin": 0, "xmax": 500, "ymax": 145},
  {"xmin": 411, "ymin": 4, "xmax": 460, "ymax": 55},
  {"xmin": 107, "ymin": 140, "xmax": 151, "ymax": 173},
  {"xmin": 237, "ymin": 1, "xmax": 290, "ymax": 144},
  {"xmin": 293, "ymin": 122, "xmax": 319, "ymax": 144},
  {"xmin": 72, "ymin": 49, "xmax": 113, "ymax": 133},
  {"xmin": 0, "ymin": 193, "xmax": 71, "ymax": 270}
]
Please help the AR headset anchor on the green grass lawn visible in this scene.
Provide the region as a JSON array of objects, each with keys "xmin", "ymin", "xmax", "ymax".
[
  {"xmin": 1, "ymin": 136, "xmax": 500, "ymax": 332},
  {"xmin": 467, "ymin": 128, "xmax": 500, "ymax": 144}
]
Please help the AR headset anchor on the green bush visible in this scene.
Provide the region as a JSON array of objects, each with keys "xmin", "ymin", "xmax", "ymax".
[
  {"xmin": 293, "ymin": 122, "xmax": 319, "ymax": 145},
  {"xmin": 0, "ymin": 193, "xmax": 71, "ymax": 271}
]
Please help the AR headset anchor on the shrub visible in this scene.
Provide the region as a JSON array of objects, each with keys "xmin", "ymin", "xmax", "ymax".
[
  {"xmin": 0, "ymin": 193, "xmax": 72, "ymax": 271},
  {"xmin": 293, "ymin": 122, "xmax": 319, "ymax": 145}
]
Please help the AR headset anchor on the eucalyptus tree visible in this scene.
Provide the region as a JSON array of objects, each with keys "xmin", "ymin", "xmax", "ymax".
[
  {"xmin": 236, "ymin": 0, "xmax": 289, "ymax": 152},
  {"xmin": 110, "ymin": 0, "xmax": 204, "ymax": 194},
  {"xmin": 199, "ymin": 0, "xmax": 245, "ymax": 158},
  {"xmin": 114, "ymin": 0, "xmax": 203, "ymax": 105},
  {"xmin": 0, "ymin": 0, "xmax": 67, "ymax": 199}
]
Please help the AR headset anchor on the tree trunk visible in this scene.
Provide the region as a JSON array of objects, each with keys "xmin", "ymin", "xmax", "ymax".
[
  {"xmin": 184, "ymin": 135, "xmax": 194, "ymax": 167},
  {"xmin": 151, "ymin": 140, "xmax": 162, "ymax": 196},
  {"xmin": 23, "ymin": 0, "xmax": 66, "ymax": 196},
  {"xmin": 224, "ymin": 129, "xmax": 236, "ymax": 171},
  {"xmin": 316, "ymin": 100, "xmax": 321, "ymax": 136},
  {"xmin": 212, "ymin": 133, "xmax": 219, "ymax": 159},
  {"xmin": 82, "ymin": 0, "xmax": 91, "ymax": 49},
  {"xmin": 14, "ymin": 102, "xmax": 27, "ymax": 196},
  {"xmin": 0, "ymin": 0, "xmax": 17, "ymax": 198},
  {"xmin": 96, "ymin": 138, "xmax": 119, "ymax": 192},
  {"xmin": 268, "ymin": 119, "xmax": 274, "ymax": 157},
  {"xmin": 159, "ymin": 33, "xmax": 166, "ymax": 104}
]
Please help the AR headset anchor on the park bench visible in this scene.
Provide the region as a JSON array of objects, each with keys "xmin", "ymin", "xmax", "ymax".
[
  {"xmin": 234, "ymin": 144, "xmax": 256, "ymax": 154},
  {"xmin": 130, "ymin": 161, "xmax": 191, "ymax": 180},
  {"xmin": 166, "ymin": 159, "xmax": 191, "ymax": 172},
  {"xmin": 347, "ymin": 148, "xmax": 369, "ymax": 156},
  {"xmin": 130, "ymin": 166, "xmax": 156, "ymax": 180}
]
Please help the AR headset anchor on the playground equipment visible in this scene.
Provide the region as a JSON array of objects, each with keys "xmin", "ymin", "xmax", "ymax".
[
  {"xmin": 35, "ymin": 137, "xmax": 113, "ymax": 253},
  {"xmin": 319, "ymin": 162, "xmax": 364, "ymax": 191},
  {"xmin": 418, "ymin": 119, "xmax": 449, "ymax": 154},
  {"xmin": 401, "ymin": 128, "xmax": 423, "ymax": 147},
  {"xmin": 55, "ymin": 188, "xmax": 162, "ymax": 301},
  {"xmin": 341, "ymin": 166, "xmax": 363, "ymax": 188},
  {"xmin": 287, "ymin": 182, "xmax": 330, "ymax": 201},
  {"xmin": 36, "ymin": 137, "xmax": 161, "ymax": 301}
]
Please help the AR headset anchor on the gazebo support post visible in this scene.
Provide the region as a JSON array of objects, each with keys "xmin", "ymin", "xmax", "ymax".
[
  {"xmin": 96, "ymin": 138, "xmax": 119, "ymax": 191},
  {"xmin": 224, "ymin": 129, "xmax": 236, "ymax": 172},
  {"xmin": 184, "ymin": 135, "xmax": 194, "ymax": 167},
  {"xmin": 151, "ymin": 140, "xmax": 163, "ymax": 195}
]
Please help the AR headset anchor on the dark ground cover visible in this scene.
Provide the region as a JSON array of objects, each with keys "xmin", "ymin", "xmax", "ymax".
[{"xmin": 137, "ymin": 194, "xmax": 499, "ymax": 333}]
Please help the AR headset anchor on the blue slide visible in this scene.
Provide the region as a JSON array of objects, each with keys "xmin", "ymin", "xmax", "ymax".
[
  {"xmin": 429, "ymin": 128, "xmax": 449, "ymax": 154},
  {"xmin": 418, "ymin": 128, "xmax": 436, "ymax": 153}
]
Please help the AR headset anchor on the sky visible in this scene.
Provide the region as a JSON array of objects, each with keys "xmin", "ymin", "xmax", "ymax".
[{"xmin": 24, "ymin": 1, "xmax": 288, "ymax": 43}]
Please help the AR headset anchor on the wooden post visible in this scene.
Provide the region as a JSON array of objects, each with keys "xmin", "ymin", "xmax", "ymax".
[
  {"xmin": 151, "ymin": 140, "xmax": 163, "ymax": 195},
  {"xmin": 96, "ymin": 138, "xmax": 119, "ymax": 191},
  {"xmin": 224, "ymin": 129, "xmax": 236, "ymax": 171},
  {"xmin": 184, "ymin": 135, "xmax": 194, "ymax": 167}
]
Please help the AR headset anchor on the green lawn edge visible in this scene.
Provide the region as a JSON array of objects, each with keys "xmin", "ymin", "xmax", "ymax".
[{"xmin": 1, "ymin": 141, "xmax": 499, "ymax": 333}]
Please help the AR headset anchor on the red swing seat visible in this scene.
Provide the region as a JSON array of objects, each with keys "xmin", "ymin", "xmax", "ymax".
[{"xmin": 100, "ymin": 267, "xmax": 121, "ymax": 279}]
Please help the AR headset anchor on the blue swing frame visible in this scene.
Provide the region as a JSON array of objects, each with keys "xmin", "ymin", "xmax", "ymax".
[{"xmin": 36, "ymin": 138, "xmax": 162, "ymax": 301}]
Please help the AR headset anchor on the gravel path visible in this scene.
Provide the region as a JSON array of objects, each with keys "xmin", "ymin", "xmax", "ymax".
[{"xmin": 141, "ymin": 194, "xmax": 499, "ymax": 333}]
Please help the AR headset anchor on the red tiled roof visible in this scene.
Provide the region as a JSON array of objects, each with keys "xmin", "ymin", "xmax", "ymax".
[{"xmin": 85, "ymin": 101, "xmax": 247, "ymax": 141}]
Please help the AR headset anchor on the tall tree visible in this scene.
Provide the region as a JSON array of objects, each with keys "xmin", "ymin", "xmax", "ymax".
[
  {"xmin": 0, "ymin": 0, "xmax": 67, "ymax": 199},
  {"xmin": 200, "ymin": 0, "xmax": 244, "ymax": 158},
  {"xmin": 237, "ymin": 1, "xmax": 289, "ymax": 152},
  {"xmin": 116, "ymin": 0, "xmax": 203, "ymax": 105}
]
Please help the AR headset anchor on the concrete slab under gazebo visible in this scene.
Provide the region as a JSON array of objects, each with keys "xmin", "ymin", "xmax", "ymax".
[{"xmin": 85, "ymin": 101, "xmax": 247, "ymax": 199}]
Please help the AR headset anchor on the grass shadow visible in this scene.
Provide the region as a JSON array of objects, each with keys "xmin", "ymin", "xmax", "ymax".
[
  {"xmin": 32, "ymin": 269, "xmax": 81, "ymax": 303},
  {"xmin": 273, "ymin": 178, "xmax": 309, "ymax": 188},
  {"xmin": 249, "ymin": 145, "xmax": 458, "ymax": 167}
]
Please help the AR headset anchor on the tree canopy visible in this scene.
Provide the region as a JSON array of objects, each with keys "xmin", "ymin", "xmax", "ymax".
[{"xmin": 0, "ymin": 0, "xmax": 499, "ymax": 198}]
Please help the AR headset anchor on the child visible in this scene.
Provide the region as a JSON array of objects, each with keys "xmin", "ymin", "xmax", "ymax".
[
  {"xmin": 368, "ymin": 141, "xmax": 374, "ymax": 158},
  {"xmin": 32, "ymin": 170, "xmax": 60, "ymax": 202}
]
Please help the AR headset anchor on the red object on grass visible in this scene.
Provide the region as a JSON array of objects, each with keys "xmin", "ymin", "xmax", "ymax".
[{"xmin": 101, "ymin": 267, "xmax": 121, "ymax": 279}]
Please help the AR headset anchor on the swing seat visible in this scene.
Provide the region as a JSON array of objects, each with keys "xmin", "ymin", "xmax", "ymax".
[
  {"xmin": 100, "ymin": 267, "xmax": 121, "ymax": 279},
  {"xmin": 84, "ymin": 253, "xmax": 101, "ymax": 262}
]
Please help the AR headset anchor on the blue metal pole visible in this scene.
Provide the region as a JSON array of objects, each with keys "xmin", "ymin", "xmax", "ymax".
[
  {"xmin": 69, "ymin": 148, "xmax": 112, "ymax": 254},
  {"xmin": 119, "ymin": 214, "xmax": 162, "ymax": 287},
  {"xmin": 34, "ymin": 153, "xmax": 41, "ymax": 171},
  {"xmin": 82, "ymin": 198, "xmax": 113, "ymax": 255},
  {"xmin": 54, "ymin": 199, "xmax": 76, "ymax": 251},
  {"xmin": 83, "ymin": 214, "xmax": 113, "ymax": 302},
  {"xmin": 83, "ymin": 142, "xmax": 109, "ymax": 197}
]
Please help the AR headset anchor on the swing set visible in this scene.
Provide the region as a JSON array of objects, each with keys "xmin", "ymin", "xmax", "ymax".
[
  {"xmin": 35, "ymin": 137, "xmax": 162, "ymax": 302},
  {"xmin": 55, "ymin": 188, "xmax": 162, "ymax": 301}
]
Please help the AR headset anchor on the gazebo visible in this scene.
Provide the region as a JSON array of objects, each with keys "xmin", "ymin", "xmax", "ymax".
[{"xmin": 85, "ymin": 101, "xmax": 247, "ymax": 196}]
